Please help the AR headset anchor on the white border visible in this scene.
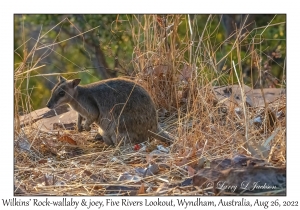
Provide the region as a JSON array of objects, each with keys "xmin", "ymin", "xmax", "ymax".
[{"xmin": 2, "ymin": 0, "xmax": 298, "ymax": 209}]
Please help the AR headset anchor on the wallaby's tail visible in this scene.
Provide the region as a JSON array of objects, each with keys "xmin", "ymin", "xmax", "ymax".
[{"xmin": 148, "ymin": 126, "xmax": 174, "ymax": 144}]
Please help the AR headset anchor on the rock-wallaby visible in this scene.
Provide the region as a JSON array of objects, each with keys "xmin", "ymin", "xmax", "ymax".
[{"xmin": 46, "ymin": 76, "xmax": 172, "ymax": 146}]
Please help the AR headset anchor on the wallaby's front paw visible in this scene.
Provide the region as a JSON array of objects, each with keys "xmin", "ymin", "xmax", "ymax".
[
  {"xmin": 95, "ymin": 133, "xmax": 103, "ymax": 141},
  {"xmin": 77, "ymin": 125, "xmax": 83, "ymax": 132},
  {"xmin": 84, "ymin": 125, "xmax": 91, "ymax": 131}
]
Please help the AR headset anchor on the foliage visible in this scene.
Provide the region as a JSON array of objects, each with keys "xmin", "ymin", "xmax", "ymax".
[{"xmin": 14, "ymin": 14, "xmax": 286, "ymax": 111}]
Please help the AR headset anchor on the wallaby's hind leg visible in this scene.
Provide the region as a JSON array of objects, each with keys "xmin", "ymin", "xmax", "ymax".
[
  {"xmin": 98, "ymin": 127, "xmax": 114, "ymax": 145},
  {"xmin": 95, "ymin": 133, "xmax": 103, "ymax": 141},
  {"xmin": 102, "ymin": 135, "xmax": 114, "ymax": 146}
]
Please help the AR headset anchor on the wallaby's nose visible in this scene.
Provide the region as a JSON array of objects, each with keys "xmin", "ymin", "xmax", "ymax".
[{"xmin": 46, "ymin": 102, "xmax": 52, "ymax": 109}]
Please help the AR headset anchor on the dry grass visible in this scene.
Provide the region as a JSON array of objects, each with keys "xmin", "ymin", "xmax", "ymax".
[{"xmin": 14, "ymin": 15, "xmax": 286, "ymax": 196}]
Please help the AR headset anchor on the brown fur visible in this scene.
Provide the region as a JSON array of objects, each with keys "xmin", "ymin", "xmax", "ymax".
[{"xmin": 46, "ymin": 76, "xmax": 172, "ymax": 146}]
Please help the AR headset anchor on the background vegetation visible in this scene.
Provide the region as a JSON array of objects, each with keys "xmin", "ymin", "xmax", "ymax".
[{"xmin": 14, "ymin": 14, "xmax": 286, "ymax": 111}]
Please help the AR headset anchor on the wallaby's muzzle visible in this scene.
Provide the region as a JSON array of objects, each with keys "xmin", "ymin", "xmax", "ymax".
[{"xmin": 46, "ymin": 100, "xmax": 54, "ymax": 109}]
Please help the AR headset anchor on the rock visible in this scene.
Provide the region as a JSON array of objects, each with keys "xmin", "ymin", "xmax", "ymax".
[
  {"xmin": 32, "ymin": 109, "xmax": 78, "ymax": 132},
  {"xmin": 213, "ymin": 85, "xmax": 285, "ymax": 108},
  {"xmin": 192, "ymin": 155, "xmax": 286, "ymax": 195},
  {"xmin": 20, "ymin": 104, "xmax": 71, "ymax": 127},
  {"xmin": 19, "ymin": 105, "xmax": 78, "ymax": 132}
]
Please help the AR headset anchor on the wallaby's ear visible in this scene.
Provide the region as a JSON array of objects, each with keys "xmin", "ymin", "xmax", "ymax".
[
  {"xmin": 72, "ymin": 78, "xmax": 81, "ymax": 88},
  {"xmin": 58, "ymin": 75, "xmax": 67, "ymax": 82}
]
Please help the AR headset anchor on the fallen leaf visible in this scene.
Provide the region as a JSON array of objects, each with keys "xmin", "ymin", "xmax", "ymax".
[
  {"xmin": 84, "ymin": 170, "xmax": 99, "ymax": 181},
  {"xmin": 17, "ymin": 137, "xmax": 31, "ymax": 151},
  {"xmin": 136, "ymin": 163, "xmax": 159, "ymax": 177},
  {"xmin": 267, "ymin": 108, "xmax": 277, "ymax": 130},
  {"xmin": 133, "ymin": 144, "xmax": 141, "ymax": 150},
  {"xmin": 175, "ymin": 157, "xmax": 188, "ymax": 166},
  {"xmin": 44, "ymin": 174, "xmax": 55, "ymax": 186},
  {"xmin": 83, "ymin": 170, "xmax": 92, "ymax": 176},
  {"xmin": 145, "ymin": 163, "xmax": 159, "ymax": 176},
  {"xmin": 156, "ymin": 183, "xmax": 167, "ymax": 193},
  {"xmin": 105, "ymin": 186, "xmax": 138, "ymax": 196},
  {"xmin": 157, "ymin": 145, "xmax": 169, "ymax": 153},
  {"xmin": 181, "ymin": 178, "xmax": 193, "ymax": 186},
  {"xmin": 187, "ymin": 166, "xmax": 196, "ymax": 177},
  {"xmin": 58, "ymin": 135, "xmax": 77, "ymax": 145},
  {"xmin": 137, "ymin": 183, "xmax": 145, "ymax": 195},
  {"xmin": 117, "ymin": 172, "xmax": 141, "ymax": 182},
  {"xmin": 38, "ymin": 159, "xmax": 48, "ymax": 164}
]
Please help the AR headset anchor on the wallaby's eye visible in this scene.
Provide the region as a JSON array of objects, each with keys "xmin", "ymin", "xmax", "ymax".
[{"xmin": 59, "ymin": 91, "xmax": 65, "ymax": 97}]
